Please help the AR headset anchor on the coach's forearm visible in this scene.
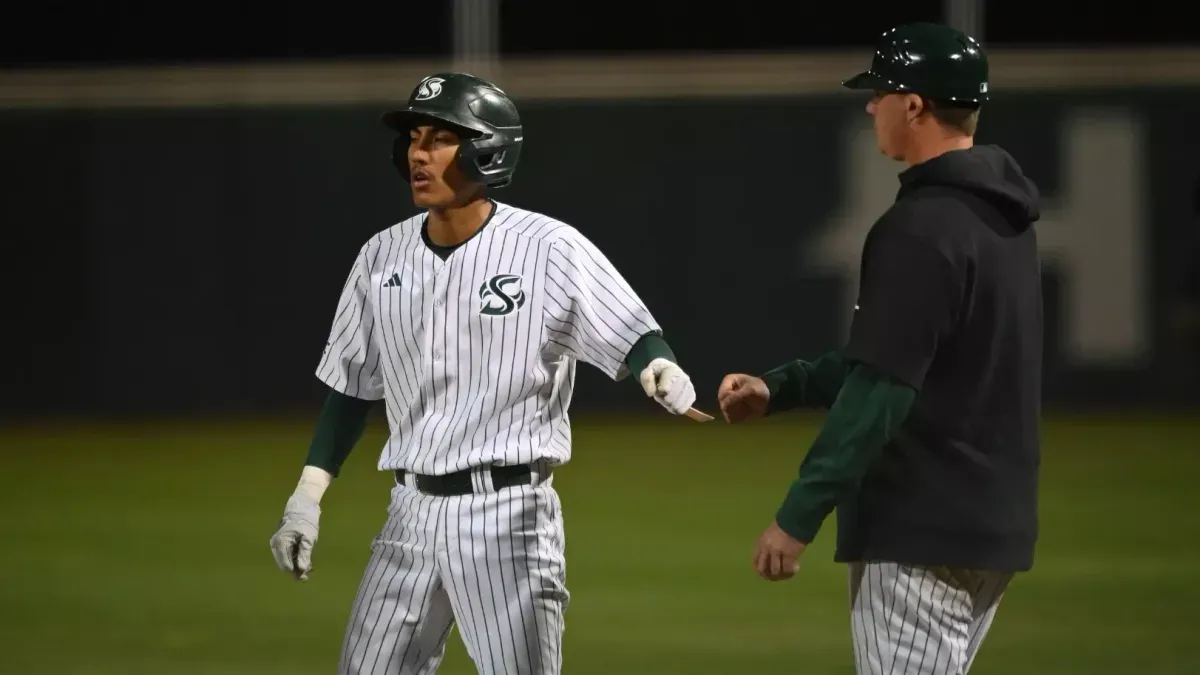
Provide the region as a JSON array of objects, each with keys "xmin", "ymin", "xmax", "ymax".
[
  {"xmin": 624, "ymin": 331, "xmax": 677, "ymax": 376},
  {"xmin": 774, "ymin": 362, "xmax": 916, "ymax": 543},
  {"xmin": 760, "ymin": 350, "xmax": 848, "ymax": 413},
  {"xmin": 304, "ymin": 387, "xmax": 374, "ymax": 479}
]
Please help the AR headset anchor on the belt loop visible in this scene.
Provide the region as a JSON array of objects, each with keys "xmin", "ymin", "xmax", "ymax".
[
  {"xmin": 532, "ymin": 459, "xmax": 552, "ymax": 487},
  {"xmin": 471, "ymin": 465, "xmax": 494, "ymax": 494}
]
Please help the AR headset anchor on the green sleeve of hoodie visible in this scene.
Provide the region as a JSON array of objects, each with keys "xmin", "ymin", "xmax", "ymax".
[
  {"xmin": 758, "ymin": 350, "xmax": 849, "ymax": 413},
  {"xmin": 773, "ymin": 362, "xmax": 918, "ymax": 543}
]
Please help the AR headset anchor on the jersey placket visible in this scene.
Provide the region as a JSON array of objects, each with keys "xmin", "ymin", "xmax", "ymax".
[
  {"xmin": 426, "ymin": 259, "xmax": 452, "ymax": 396},
  {"xmin": 406, "ymin": 255, "xmax": 449, "ymax": 472}
]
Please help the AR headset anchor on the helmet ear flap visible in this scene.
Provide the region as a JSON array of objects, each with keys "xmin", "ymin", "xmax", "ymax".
[
  {"xmin": 477, "ymin": 150, "xmax": 504, "ymax": 171},
  {"xmin": 457, "ymin": 137, "xmax": 520, "ymax": 188},
  {"xmin": 458, "ymin": 151, "xmax": 511, "ymax": 187}
]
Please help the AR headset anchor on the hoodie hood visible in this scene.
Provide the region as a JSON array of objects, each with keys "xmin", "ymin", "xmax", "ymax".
[{"xmin": 897, "ymin": 145, "xmax": 1041, "ymax": 229}]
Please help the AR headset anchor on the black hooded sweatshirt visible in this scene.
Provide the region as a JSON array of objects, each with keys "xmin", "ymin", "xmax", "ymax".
[{"xmin": 765, "ymin": 145, "xmax": 1044, "ymax": 572}]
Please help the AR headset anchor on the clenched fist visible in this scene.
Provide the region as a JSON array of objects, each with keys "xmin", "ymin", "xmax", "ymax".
[
  {"xmin": 717, "ymin": 374, "xmax": 770, "ymax": 423},
  {"xmin": 269, "ymin": 493, "xmax": 321, "ymax": 581},
  {"xmin": 639, "ymin": 357, "xmax": 697, "ymax": 415},
  {"xmin": 753, "ymin": 521, "xmax": 807, "ymax": 581}
]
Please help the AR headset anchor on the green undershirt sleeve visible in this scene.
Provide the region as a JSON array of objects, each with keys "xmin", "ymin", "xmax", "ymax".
[
  {"xmin": 759, "ymin": 350, "xmax": 849, "ymax": 413},
  {"xmin": 773, "ymin": 361, "xmax": 918, "ymax": 543},
  {"xmin": 304, "ymin": 388, "xmax": 375, "ymax": 477},
  {"xmin": 624, "ymin": 331, "xmax": 678, "ymax": 377}
]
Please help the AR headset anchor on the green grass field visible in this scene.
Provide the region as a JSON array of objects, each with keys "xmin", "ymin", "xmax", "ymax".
[{"xmin": 2, "ymin": 411, "xmax": 1198, "ymax": 674}]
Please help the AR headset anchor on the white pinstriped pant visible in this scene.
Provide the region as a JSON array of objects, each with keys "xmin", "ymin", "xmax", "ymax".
[
  {"xmin": 338, "ymin": 469, "xmax": 568, "ymax": 675},
  {"xmin": 848, "ymin": 561, "xmax": 1013, "ymax": 675}
]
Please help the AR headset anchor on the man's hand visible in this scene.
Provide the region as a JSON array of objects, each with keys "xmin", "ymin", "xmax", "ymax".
[
  {"xmin": 753, "ymin": 521, "xmax": 807, "ymax": 581},
  {"xmin": 717, "ymin": 374, "xmax": 770, "ymax": 423},
  {"xmin": 269, "ymin": 493, "xmax": 321, "ymax": 581},
  {"xmin": 639, "ymin": 358, "xmax": 697, "ymax": 414}
]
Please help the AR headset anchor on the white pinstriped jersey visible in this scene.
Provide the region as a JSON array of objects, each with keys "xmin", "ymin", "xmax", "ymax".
[{"xmin": 315, "ymin": 200, "xmax": 660, "ymax": 475}]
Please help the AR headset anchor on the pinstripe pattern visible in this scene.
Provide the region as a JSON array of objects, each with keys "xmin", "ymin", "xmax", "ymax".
[
  {"xmin": 339, "ymin": 477, "xmax": 567, "ymax": 675},
  {"xmin": 315, "ymin": 200, "xmax": 659, "ymax": 475},
  {"xmin": 320, "ymin": 199, "xmax": 652, "ymax": 674},
  {"xmin": 848, "ymin": 561, "xmax": 1012, "ymax": 675}
]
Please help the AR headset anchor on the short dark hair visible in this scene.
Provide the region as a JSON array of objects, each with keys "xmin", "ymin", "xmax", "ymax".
[{"xmin": 922, "ymin": 97, "xmax": 981, "ymax": 136}]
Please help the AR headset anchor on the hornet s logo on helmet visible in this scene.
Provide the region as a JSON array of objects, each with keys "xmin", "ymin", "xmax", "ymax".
[
  {"xmin": 414, "ymin": 77, "xmax": 445, "ymax": 101},
  {"xmin": 479, "ymin": 274, "xmax": 526, "ymax": 316}
]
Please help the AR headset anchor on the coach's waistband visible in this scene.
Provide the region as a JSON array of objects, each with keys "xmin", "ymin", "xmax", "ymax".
[{"xmin": 394, "ymin": 463, "xmax": 543, "ymax": 496}]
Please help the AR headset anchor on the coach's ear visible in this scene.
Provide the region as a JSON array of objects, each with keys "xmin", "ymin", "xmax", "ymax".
[{"xmin": 906, "ymin": 94, "xmax": 927, "ymax": 123}]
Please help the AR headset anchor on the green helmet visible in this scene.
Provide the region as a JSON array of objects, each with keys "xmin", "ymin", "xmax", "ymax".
[
  {"xmin": 842, "ymin": 23, "xmax": 989, "ymax": 105},
  {"xmin": 382, "ymin": 72, "xmax": 523, "ymax": 188}
]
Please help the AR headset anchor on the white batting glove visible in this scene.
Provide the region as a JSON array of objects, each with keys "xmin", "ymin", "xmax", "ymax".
[
  {"xmin": 639, "ymin": 357, "xmax": 697, "ymax": 415},
  {"xmin": 269, "ymin": 467, "xmax": 329, "ymax": 581}
]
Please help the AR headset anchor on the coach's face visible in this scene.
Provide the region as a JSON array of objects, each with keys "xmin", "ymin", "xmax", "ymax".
[
  {"xmin": 867, "ymin": 92, "xmax": 918, "ymax": 161},
  {"xmin": 407, "ymin": 125, "xmax": 473, "ymax": 208}
]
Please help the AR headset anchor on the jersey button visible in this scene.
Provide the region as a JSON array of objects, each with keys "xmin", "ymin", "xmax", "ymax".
[{"xmin": 435, "ymin": 298, "xmax": 445, "ymax": 308}]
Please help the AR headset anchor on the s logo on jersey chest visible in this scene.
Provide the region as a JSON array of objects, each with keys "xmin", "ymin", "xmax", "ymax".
[{"xmin": 479, "ymin": 274, "xmax": 526, "ymax": 316}]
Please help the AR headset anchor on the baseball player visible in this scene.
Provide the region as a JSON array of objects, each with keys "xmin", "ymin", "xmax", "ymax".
[
  {"xmin": 718, "ymin": 23, "xmax": 1043, "ymax": 674},
  {"xmin": 268, "ymin": 72, "xmax": 698, "ymax": 675}
]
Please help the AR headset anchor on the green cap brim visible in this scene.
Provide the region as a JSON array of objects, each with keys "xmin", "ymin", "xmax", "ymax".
[{"xmin": 841, "ymin": 71, "xmax": 906, "ymax": 92}]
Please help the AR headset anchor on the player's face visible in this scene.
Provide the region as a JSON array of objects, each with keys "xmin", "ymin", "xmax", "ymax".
[
  {"xmin": 867, "ymin": 92, "xmax": 916, "ymax": 161},
  {"xmin": 407, "ymin": 125, "xmax": 474, "ymax": 208}
]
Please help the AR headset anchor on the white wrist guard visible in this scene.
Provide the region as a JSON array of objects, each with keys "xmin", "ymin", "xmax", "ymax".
[{"xmin": 295, "ymin": 465, "xmax": 333, "ymax": 503}]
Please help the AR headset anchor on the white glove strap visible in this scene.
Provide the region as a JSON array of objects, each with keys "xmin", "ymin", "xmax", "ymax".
[{"xmin": 295, "ymin": 466, "xmax": 333, "ymax": 504}]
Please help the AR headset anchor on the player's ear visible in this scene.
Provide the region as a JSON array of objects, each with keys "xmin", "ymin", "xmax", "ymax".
[{"xmin": 906, "ymin": 95, "xmax": 927, "ymax": 123}]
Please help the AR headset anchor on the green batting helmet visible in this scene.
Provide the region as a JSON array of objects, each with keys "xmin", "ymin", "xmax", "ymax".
[
  {"xmin": 842, "ymin": 23, "xmax": 989, "ymax": 105},
  {"xmin": 382, "ymin": 72, "xmax": 523, "ymax": 188}
]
